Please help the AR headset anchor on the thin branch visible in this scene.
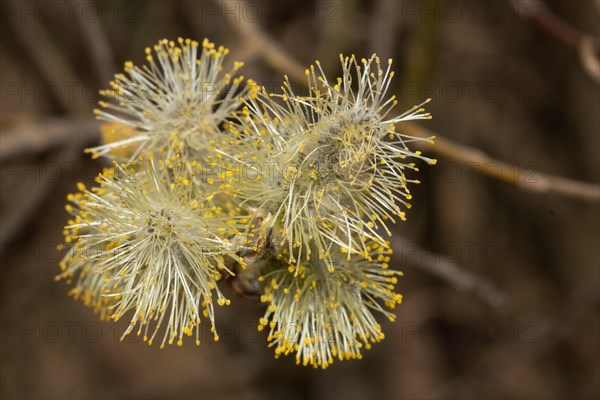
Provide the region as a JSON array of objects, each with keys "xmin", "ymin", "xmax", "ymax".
[
  {"xmin": 510, "ymin": 0, "xmax": 600, "ymax": 84},
  {"xmin": 511, "ymin": 0, "xmax": 582, "ymax": 47},
  {"xmin": 76, "ymin": 0, "xmax": 117, "ymax": 84},
  {"xmin": 390, "ymin": 236, "xmax": 508, "ymax": 309},
  {"xmin": 0, "ymin": 146, "xmax": 81, "ymax": 249},
  {"xmin": 579, "ymin": 36, "xmax": 600, "ymax": 84},
  {"xmin": 221, "ymin": 0, "xmax": 600, "ymax": 202},
  {"xmin": 0, "ymin": 117, "xmax": 100, "ymax": 161},
  {"xmin": 7, "ymin": 16, "xmax": 89, "ymax": 114},
  {"xmin": 434, "ymin": 276, "xmax": 599, "ymax": 394},
  {"xmin": 219, "ymin": 0, "xmax": 306, "ymax": 84},
  {"xmin": 402, "ymin": 122, "xmax": 600, "ymax": 201}
]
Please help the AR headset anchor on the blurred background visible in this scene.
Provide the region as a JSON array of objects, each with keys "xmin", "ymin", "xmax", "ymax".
[{"xmin": 1, "ymin": 0, "xmax": 599, "ymax": 399}]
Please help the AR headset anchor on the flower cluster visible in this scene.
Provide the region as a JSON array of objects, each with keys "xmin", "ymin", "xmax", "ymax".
[
  {"xmin": 57, "ymin": 156, "xmax": 246, "ymax": 347},
  {"xmin": 258, "ymin": 240, "xmax": 401, "ymax": 368},
  {"xmin": 89, "ymin": 38, "xmax": 250, "ymax": 163},
  {"xmin": 232, "ymin": 55, "xmax": 435, "ymax": 272},
  {"xmin": 58, "ymin": 38, "xmax": 434, "ymax": 368}
]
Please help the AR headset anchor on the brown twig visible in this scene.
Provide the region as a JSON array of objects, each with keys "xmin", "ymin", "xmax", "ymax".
[
  {"xmin": 579, "ymin": 36, "xmax": 600, "ymax": 84},
  {"xmin": 219, "ymin": 0, "xmax": 306, "ymax": 84},
  {"xmin": 434, "ymin": 275, "xmax": 600, "ymax": 394},
  {"xmin": 221, "ymin": 1, "xmax": 600, "ymax": 202},
  {"xmin": 0, "ymin": 117, "xmax": 100, "ymax": 161},
  {"xmin": 7, "ymin": 16, "xmax": 89, "ymax": 114},
  {"xmin": 510, "ymin": 0, "xmax": 600, "ymax": 84},
  {"xmin": 0, "ymin": 146, "xmax": 81, "ymax": 249},
  {"xmin": 511, "ymin": 0, "xmax": 581, "ymax": 47},
  {"xmin": 75, "ymin": 0, "xmax": 117, "ymax": 84},
  {"xmin": 390, "ymin": 236, "xmax": 508, "ymax": 309},
  {"xmin": 403, "ymin": 122, "xmax": 600, "ymax": 201}
]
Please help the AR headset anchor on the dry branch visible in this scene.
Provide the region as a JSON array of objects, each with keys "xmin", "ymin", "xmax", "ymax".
[{"xmin": 220, "ymin": 0, "xmax": 600, "ymax": 201}]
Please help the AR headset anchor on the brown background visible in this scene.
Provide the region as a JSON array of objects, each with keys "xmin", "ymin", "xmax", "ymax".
[{"xmin": 1, "ymin": 1, "xmax": 599, "ymax": 399}]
